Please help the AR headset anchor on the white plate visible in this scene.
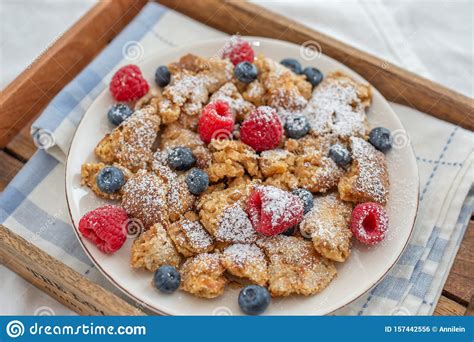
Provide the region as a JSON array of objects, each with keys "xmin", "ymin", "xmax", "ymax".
[{"xmin": 66, "ymin": 37, "xmax": 419, "ymax": 315}]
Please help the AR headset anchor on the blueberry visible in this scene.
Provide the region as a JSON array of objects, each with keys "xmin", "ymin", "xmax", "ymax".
[
  {"xmin": 155, "ymin": 65, "xmax": 171, "ymax": 87},
  {"xmin": 281, "ymin": 226, "xmax": 297, "ymax": 236},
  {"xmin": 328, "ymin": 144, "xmax": 352, "ymax": 167},
  {"xmin": 234, "ymin": 62, "xmax": 258, "ymax": 83},
  {"xmin": 96, "ymin": 166, "xmax": 125, "ymax": 193},
  {"xmin": 369, "ymin": 127, "xmax": 392, "ymax": 152},
  {"xmin": 292, "ymin": 188, "xmax": 314, "ymax": 214},
  {"xmin": 186, "ymin": 168, "xmax": 209, "ymax": 195},
  {"xmin": 167, "ymin": 147, "xmax": 196, "ymax": 171},
  {"xmin": 107, "ymin": 103, "xmax": 133, "ymax": 126},
  {"xmin": 153, "ymin": 265, "xmax": 180, "ymax": 294},
  {"xmin": 238, "ymin": 285, "xmax": 271, "ymax": 315},
  {"xmin": 284, "ymin": 115, "xmax": 310, "ymax": 139},
  {"xmin": 280, "ymin": 58, "xmax": 302, "ymax": 74},
  {"xmin": 302, "ymin": 67, "xmax": 324, "ymax": 87}
]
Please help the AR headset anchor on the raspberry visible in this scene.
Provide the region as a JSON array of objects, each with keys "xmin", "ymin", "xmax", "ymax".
[
  {"xmin": 350, "ymin": 202, "xmax": 388, "ymax": 245},
  {"xmin": 240, "ymin": 106, "xmax": 283, "ymax": 152},
  {"xmin": 109, "ymin": 65, "xmax": 149, "ymax": 102},
  {"xmin": 198, "ymin": 100, "xmax": 234, "ymax": 144},
  {"xmin": 246, "ymin": 186, "xmax": 304, "ymax": 236},
  {"xmin": 222, "ymin": 36, "xmax": 255, "ymax": 66},
  {"xmin": 79, "ymin": 205, "xmax": 128, "ymax": 254}
]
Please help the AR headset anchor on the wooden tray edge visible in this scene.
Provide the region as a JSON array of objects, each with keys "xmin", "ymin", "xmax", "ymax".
[{"xmin": 0, "ymin": 224, "xmax": 145, "ymax": 316}]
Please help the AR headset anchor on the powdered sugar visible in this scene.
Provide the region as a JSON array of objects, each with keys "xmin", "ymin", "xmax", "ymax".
[
  {"xmin": 216, "ymin": 203, "xmax": 257, "ymax": 243},
  {"xmin": 257, "ymin": 235, "xmax": 315, "ymax": 267},
  {"xmin": 296, "ymin": 152, "xmax": 343, "ymax": 193},
  {"xmin": 351, "ymin": 202, "xmax": 388, "ymax": 244},
  {"xmin": 181, "ymin": 219, "xmax": 214, "ymax": 249},
  {"xmin": 222, "ymin": 243, "xmax": 266, "ymax": 267},
  {"xmin": 85, "ymin": 50, "xmax": 395, "ymax": 299},
  {"xmin": 262, "ymin": 57, "xmax": 294, "ymax": 85},
  {"xmin": 164, "ymin": 71, "xmax": 209, "ymax": 106},
  {"xmin": 152, "ymin": 161, "xmax": 192, "ymax": 210},
  {"xmin": 299, "ymin": 74, "xmax": 369, "ymax": 138},
  {"xmin": 121, "ymin": 170, "xmax": 168, "ymax": 228},
  {"xmin": 258, "ymin": 185, "xmax": 302, "ymax": 226},
  {"xmin": 115, "ymin": 109, "xmax": 160, "ymax": 170},
  {"xmin": 300, "ymin": 192, "xmax": 352, "ymax": 251},
  {"xmin": 252, "ymin": 106, "xmax": 279, "ymax": 123},
  {"xmin": 209, "ymin": 82, "xmax": 254, "ymax": 118},
  {"xmin": 161, "ymin": 57, "xmax": 233, "ymax": 116},
  {"xmin": 245, "ymin": 80, "xmax": 264, "ymax": 98},
  {"xmin": 260, "ymin": 148, "xmax": 290, "ymax": 160},
  {"xmin": 269, "ymin": 87, "xmax": 308, "ymax": 111},
  {"xmin": 350, "ymin": 137, "xmax": 389, "ymax": 204}
]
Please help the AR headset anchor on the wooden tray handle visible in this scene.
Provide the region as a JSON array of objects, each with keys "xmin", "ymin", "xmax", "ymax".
[
  {"xmin": 0, "ymin": 225, "xmax": 144, "ymax": 315},
  {"xmin": 158, "ymin": 0, "xmax": 474, "ymax": 131}
]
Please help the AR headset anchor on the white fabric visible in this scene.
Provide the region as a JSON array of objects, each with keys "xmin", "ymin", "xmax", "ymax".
[{"xmin": 0, "ymin": 0, "xmax": 96, "ymax": 90}]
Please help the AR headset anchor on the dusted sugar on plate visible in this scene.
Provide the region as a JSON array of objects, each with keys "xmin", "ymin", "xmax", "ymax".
[{"xmin": 78, "ymin": 36, "xmax": 394, "ymax": 315}]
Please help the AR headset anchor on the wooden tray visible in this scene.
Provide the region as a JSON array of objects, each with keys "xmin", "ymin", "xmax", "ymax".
[{"xmin": 0, "ymin": 0, "xmax": 472, "ymax": 316}]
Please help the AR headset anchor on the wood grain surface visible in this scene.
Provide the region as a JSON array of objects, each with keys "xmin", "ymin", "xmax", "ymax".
[
  {"xmin": 444, "ymin": 221, "xmax": 474, "ymax": 304},
  {"xmin": 0, "ymin": 225, "xmax": 144, "ymax": 315},
  {"xmin": 6, "ymin": 119, "xmax": 36, "ymax": 161},
  {"xmin": 0, "ymin": 151, "xmax": 23, "ymax": 190},
  {"xmin": 433, "ymin": 296, "xmax": 466, "ymax": 316},
  {"xmin": 0, "ymin": 0, "xmax": 148, "ymax": 148},
  {"xmin": 465, "ymin": 296, "xmax": 474, "ymax": 316},
  {"xmin": 158, "ymin": 0, "xmax": 474, "ymax": 131}
]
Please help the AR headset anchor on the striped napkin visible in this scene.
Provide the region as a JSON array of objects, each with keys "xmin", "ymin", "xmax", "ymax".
[{"xmin": 1, "ymin": 2, "xmax": 472, "ymax": 315}]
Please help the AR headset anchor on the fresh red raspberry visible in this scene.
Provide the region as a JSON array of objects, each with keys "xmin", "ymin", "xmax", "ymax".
[
  {"xmin": 240, "ymin": 106, "xmax": 283, "ymax": 152},
  {"xmin": 222, "ymin": 36, "xmax": 255, "ymax": 65},
  {"xmin": 109, "ymin": 65, "xmax": 149, "ymax": 102},
  {"xmin": 198, "ymin": 100, "xmax": 235, "ymax": 144},
  {"xmin": 246, "ymin": 186, "xmax": 304, "ymax": 236},
  {"xmin": 350, "ymin": 202, "xmax": 388, "ymax": 245},
  {"xmin": 79, "ymin": 205, "xmax": 128, "ymax": 254}
]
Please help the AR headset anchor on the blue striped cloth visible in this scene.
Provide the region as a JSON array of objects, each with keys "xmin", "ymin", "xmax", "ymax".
[{"xmin": 1, "ymin": 2, "xmax": 473, "ymax": 315}]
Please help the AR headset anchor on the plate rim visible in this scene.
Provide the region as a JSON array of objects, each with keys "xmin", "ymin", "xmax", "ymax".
[{"xmin": 65, "ymin": 36, "xmax": 420, "ymax": 315}]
